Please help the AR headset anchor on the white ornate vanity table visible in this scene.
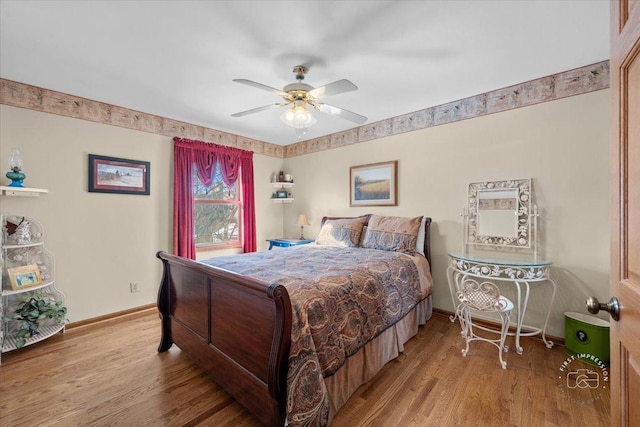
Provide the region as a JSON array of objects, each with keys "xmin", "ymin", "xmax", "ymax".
[
  {"xmin": 447, "ymin": 251, "xmax": 557, "ymax": 354},
  {"xmin": 448, "ymin": 178, "xmax": 556, "ymax": 354}
]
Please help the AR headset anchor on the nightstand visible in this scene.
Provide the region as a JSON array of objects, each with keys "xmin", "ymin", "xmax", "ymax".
[{"xmin": 266, "ymin": 238, "xmax": 314, "ymax": 250}]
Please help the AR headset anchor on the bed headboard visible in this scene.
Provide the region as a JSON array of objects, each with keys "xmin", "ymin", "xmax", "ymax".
[{"xmin": 320, "ymin": 214, "xmax": 432, "ymax": 270}]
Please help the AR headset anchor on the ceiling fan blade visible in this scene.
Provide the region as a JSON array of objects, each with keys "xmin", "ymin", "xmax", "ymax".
[
  {"xmin": 233, "ymin": 79, "xmax": 288, "ymax": 97},
  {"xmin": 231, "ymin": 103, "xmax": 283, "ymax": 118},
  {"xmin": 308, "ymin": 79, "xmax": 358, "ymax": 99},
  {"xmin": 316, "ymin": 103, "xmax": 367, "ymax": 125}
]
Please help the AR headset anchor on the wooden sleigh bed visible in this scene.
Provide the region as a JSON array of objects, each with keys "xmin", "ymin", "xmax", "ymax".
[{"xmin": 157, "ymin": 214, "xmax": 433, "ymax": 426}]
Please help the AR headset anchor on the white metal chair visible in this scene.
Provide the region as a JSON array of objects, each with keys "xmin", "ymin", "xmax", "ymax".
[{"xmin": 456, "ymin": 280, "xmax": 514, "ymax": 369}]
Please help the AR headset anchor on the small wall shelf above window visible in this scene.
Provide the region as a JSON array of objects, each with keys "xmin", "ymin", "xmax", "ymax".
[{"xmin": 0, "ymin": 186, "xmax": 49, "ymax": 197}]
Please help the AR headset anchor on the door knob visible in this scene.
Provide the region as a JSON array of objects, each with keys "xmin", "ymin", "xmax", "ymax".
[{"xmin": 586, "ymin": 296, "xmax": 620, "ymax": 321}]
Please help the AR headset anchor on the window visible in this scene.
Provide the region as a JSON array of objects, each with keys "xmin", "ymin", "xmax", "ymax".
[{"xmin": 193, "ymin": 164, "xmax": 242, "ymax": 249}]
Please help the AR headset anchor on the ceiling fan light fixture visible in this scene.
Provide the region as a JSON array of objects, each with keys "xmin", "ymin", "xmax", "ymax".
[
  {"xmin": 232, "ymin": 65, "xmax": 366, "ymax": 135},
  {"xmin": 280, "ymin": 102, "xmax": 317, "ymax": 129}
]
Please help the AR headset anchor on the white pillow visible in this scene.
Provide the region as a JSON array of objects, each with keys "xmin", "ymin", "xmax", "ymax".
[{"xmin": 415, "ymin": 216, "xmax": 426, "ymax": 256}]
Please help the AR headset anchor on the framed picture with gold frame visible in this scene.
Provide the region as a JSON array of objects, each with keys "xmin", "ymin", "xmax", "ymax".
[
  {"xmin": 7, "ymin": 264, "xmax": 43, "ymax": 290},
  {"xmin": 350, "ymin": 160, "xmax": 398, "ymax": 207}
]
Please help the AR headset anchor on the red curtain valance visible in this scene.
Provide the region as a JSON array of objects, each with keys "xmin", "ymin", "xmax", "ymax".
[{"xmin": 173, "ymin": 137, "xmax": 253, "ymax": 158}]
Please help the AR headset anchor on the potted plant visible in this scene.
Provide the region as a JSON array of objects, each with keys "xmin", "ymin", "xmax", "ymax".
[{"xmin": 2, "ymin": 292, "xmax": 67, "ymax": 348}]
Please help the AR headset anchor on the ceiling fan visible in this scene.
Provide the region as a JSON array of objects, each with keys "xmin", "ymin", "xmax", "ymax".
[{"xmin": 231, "ymin": 65, "xmax": 367, "ymax": 133}]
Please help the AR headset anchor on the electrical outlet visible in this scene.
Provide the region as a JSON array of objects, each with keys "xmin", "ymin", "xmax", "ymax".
[{"xmin": 130, "ymin": 282, "xmax": 139, "ymax": 293}]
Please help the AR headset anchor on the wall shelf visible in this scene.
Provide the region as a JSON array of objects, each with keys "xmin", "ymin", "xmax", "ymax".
[
  {"xmin": 272, "ymin": 182, "xmax": 294, "ymax": 188},
  {"xmin": 271, "ymin": 180, "xmax": 294, "ymax": 202},
  {"xmin": 0, "ymin": 186, "xmax": 49, "ymax": 197}
]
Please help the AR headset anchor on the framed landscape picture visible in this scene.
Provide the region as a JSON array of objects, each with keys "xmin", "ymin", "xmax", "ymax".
[
  {"xmin": 350, "ymin": 160, "xmax": 398, "ymax": 207},
  {"xmin": 88, "ymin": 154, "xmax": 150, "ymax": 195}
]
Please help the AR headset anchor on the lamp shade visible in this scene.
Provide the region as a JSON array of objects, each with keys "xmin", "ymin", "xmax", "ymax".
[
  {"xmin": 280, "ymin": 101, "xmax": 317, "ymax": 129},
  {"xmin": 296, "ymin": 214, "xmax": 310, "ymax": 226}
]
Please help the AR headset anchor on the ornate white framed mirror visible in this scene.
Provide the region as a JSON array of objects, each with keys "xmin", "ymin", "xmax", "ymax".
[{"xmin": 467, "ymin": 178, "xmax": 532, "ymax": 247}]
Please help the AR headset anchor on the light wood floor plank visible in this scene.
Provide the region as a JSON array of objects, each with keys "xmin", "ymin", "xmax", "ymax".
[{"xmin": 0, "ymin": 311, "xmax": 609, "ymax": 426}]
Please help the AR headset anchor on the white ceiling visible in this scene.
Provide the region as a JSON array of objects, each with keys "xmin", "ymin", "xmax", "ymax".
[{"xmin": 0, "ymin": 1, "xmax": 610, "ymax": 146}]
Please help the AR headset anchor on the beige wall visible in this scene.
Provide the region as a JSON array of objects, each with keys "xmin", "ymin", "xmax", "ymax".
[
  {"xmin": 1, "ymin": 88, "xmax": 610, "ymax": 337},
  {"xmin": 0, "ymin": 105, "xmax": 283, "ymax": 321},
  {"xmin": 282, "ymin": 90, "xmax": 611, "ymax": 338}
]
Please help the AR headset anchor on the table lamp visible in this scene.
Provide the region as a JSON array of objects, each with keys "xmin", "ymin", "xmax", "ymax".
[{"xmin": 296, "ymin": 214, "xmax": 310, "ymax": 240}]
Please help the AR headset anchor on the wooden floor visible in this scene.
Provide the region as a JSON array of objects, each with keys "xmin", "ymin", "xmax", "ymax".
[{"xmin": 0, "ymin": 309, "xmax": 610, "ymax": 427}]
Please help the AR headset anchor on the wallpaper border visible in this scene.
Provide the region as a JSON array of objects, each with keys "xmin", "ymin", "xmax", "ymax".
[
  {"xmin": 284, "ymin": 61, "xmax": 610, "ymax": 157},
  {"xmin": 0, "ymin": 61, "xmax": 609, "ymax": 159}
]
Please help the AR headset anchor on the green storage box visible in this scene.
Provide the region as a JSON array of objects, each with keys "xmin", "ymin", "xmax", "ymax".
[{"xmin": 565, "ymin": 312, "xmax": 610, "ymax": 366}]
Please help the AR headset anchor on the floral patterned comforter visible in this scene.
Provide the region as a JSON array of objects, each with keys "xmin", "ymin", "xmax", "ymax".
[{"xmin": 202, "ymin": 245, "xmax": 432, "ymax": 426}]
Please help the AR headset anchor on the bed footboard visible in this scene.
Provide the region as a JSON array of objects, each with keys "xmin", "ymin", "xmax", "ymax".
[{"xmin": 156, "ymin": 251, "xmax": 291, "ymax": 427}]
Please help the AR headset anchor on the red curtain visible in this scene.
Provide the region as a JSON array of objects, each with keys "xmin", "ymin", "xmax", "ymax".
[
  {"xmin": 173, "ymin": 137, "xmax": 257, "ymax": 258},
  {"xmin": 173, "ymin": 142, "xmax": 195, "ymax": 259}
]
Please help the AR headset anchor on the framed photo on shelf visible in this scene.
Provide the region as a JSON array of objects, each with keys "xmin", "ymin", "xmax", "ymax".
[
  {"xmin": 88, "ymin": 154, "xmax": 150, "ymax": 195},
  {"xmin": 350, "ymin": 160, "xmax": 398, "ymax": 207},
  {"xmin": 276, "ymin": 190, "xmax": 288, "ymax": 199},
  {"xmin": 8, "ymin": 264, "xmax": 43, "ymax": 291}
]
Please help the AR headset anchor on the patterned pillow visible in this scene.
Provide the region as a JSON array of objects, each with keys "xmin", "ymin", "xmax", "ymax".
[
  {"xmin": 315, "ymin": 216, "xmax": 368, "ymax": 247},
  {"xmin": 361, "ymin": 215, "xmax": 423, "ymax": 253}
]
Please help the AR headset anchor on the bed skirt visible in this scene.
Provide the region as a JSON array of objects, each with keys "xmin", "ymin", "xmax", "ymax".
[{"xmin": 324, "ymin": 294, "xmax": 433, "ymax": 422}]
